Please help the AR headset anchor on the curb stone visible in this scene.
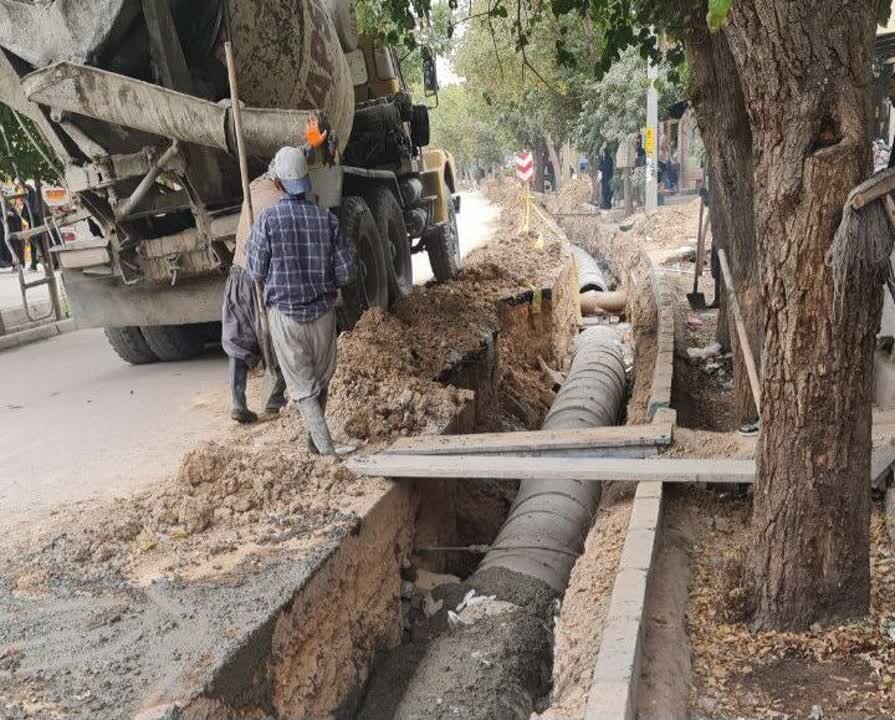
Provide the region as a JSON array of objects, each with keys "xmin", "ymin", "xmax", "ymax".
[
  {"xmin": 584, "ymin": 261, "xmax": 674, "ymax": 720},
  {"xmin": 0, "ymin": 318, "xmax": 77, "ymax": 351}
]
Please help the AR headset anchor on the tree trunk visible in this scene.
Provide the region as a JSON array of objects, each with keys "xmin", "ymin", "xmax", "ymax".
[
  {"xmin": 533, "ymin": 140, "xmax": 548, "ymax": 194},
  {"xmin": 588, "ymin": 165, "xmax": 600, "ymax": 204},
  {"xmin": 546, "ymin": 134, "xmax": 562, "ymax": 191},
  {"xmin": 726, "ymin": 0, "xmax": 880, "ymax": 630},
  {"xmin": 683, "ymin": 19, "xmax": 759, "ymax": 424}
]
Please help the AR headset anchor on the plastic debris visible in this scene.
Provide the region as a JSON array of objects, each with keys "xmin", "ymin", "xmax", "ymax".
[{"xmin": 687, "ymin": 342, "xmax": 722, "ymax": 361}]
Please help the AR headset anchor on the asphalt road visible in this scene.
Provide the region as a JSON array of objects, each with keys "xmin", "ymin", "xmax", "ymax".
[
  {"xmin": 0, "ymin": 328, "xmax": 230, "ymax": 531},
  {"xmin": 0, "ymin": 192, "xmax": 498, "ymax": 531}
]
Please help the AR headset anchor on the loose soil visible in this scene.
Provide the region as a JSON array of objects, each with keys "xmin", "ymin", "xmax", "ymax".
[
  {"xmin": 687, "ymin": 490, "xmax": 895, "ymax": 719},
  {"xmin": 638, "ymin": 488, "xmax": 694, "ymax": 720},
  {"xmin": 0, "ymin": 187, "xmax": 575, "ymax": 719},
  {"xmin": 536, "ymin": 498, "xmax": 633, "ymax": 719}
]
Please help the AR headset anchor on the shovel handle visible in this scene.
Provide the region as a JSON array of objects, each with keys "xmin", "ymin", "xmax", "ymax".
[
  {"xmin": 718, "ymin": 248, "xmax": 761, "ymax": 414},
  {"xmin": 226, "ymin": 41, "xmax": 276, "ymax": 371}
]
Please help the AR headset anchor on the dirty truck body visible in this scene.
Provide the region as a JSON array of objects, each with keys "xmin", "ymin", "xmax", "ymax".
[{"xmin": 0, "ymin": 0, "xmax": 460, "ymax": 362}]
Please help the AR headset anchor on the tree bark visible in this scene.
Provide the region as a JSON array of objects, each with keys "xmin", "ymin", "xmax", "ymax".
[
  {"xmin": 533, "ymin": 140, "xmax": 548, "ymax": 194},
  {"xmin": 588, "ymin": 165, "xmax": 600, "ymax": 205},
  {"xmin": 546, "ymin": 134, "xmax": 562, "ymax": 191},
  {"xmin": 683, "ymin": 20, "xmax": 759, "ymax": 424},
  {"xmin": 725, "ymin": 0, "xmax": 880, "ymax": 630}
]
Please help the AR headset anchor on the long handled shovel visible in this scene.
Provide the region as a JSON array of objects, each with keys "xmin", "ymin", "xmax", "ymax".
[
  {"xmin": 687, "ymin": 193, "xmax": 709, "ymax": 310},
  {"xmin": 224, "ymin": 42, "xmax": 278, "ymax": 398}
]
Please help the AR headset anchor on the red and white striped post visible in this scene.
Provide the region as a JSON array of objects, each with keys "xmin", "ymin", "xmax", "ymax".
[{"xmin": 516, "ymin": 151, "xmax": 534, "ymax": 232}]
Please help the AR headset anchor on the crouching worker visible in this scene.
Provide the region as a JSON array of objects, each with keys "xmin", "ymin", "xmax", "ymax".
[
  {"xmin": 222, "ymin": 172, "xmax": 288, "ymax": 423},
  {"xmin": 245, "ymin": 146, "xmax": 354, "ymax": 455}
]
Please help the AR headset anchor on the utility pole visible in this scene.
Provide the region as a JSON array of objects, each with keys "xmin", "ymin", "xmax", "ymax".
[{"xmin": 645, "ymin": 60, "xmax": 658, "ymax": 212}]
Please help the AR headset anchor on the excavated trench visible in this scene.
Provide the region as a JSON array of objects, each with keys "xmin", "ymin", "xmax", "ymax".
[
  {"xmin": 351, "ymin": 328, "xmax": 626, "ymax": 720},
  {"xmin": 171, "ymin": 243, "xmax": 628, "ymax": 720}
]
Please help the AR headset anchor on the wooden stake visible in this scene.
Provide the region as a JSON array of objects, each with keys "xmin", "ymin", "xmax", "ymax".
[
  {"xmin": 718, "ymin": 248, "xmax": 761, "ymax": 414},
  {"xmin": 224, "ymin": 42, "xmax": 275, "ymax": 370}
]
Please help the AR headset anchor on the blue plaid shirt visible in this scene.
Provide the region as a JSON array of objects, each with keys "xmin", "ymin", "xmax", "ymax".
[{"xmin": 245, "ymin": 195, "xmax": 354, "ymax": 322}]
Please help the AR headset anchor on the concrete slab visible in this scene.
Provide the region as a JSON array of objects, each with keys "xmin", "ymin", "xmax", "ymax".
[{"xmin": 0, "ymin": 317, "xmax": 75, "ymax": 351}]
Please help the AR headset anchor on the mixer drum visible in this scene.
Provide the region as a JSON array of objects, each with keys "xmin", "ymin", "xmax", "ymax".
[
  {"xmin": 225, "ymin": 0, "xmax": 354, "ymax": 150},
  {"xmin": 0, "ymin": 0, "xmax": 354, "ymax": 152}
]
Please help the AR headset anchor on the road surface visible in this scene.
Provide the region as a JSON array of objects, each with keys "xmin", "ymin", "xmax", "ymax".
[
  {"xmin": 0, "ymin": 329, "xmax": 230, "ymax": 531},
  {"xmin": 0, "ymin": 192, "xmax": 498, "ymax": 531},
  {"xmin": 0, "ymin": 266, "xmax": 62, "ymax": 313}
]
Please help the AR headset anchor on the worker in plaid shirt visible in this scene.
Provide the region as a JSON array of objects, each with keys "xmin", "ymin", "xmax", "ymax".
[{"xmin": 245, "ymin": 146, "xmax": 354, "ymax": 455}]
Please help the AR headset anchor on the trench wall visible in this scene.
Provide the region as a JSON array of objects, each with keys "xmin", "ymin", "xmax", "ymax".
[{"xmin": 182, "ymin": 254, "xmax": 580, "ymax": 719}]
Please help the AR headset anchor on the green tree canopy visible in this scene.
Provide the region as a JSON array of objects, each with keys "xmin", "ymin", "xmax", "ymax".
[{"xmin": 0, "ymin": 107, "xmax": 60, "ymax": 183}]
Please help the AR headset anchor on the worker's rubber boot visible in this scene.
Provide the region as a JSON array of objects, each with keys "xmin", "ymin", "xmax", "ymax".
[
  {"xmin": 298, "ymin": 395, "xmax": 335, "ymax": 456},
  {"xmin": 306, "ymin": 387, "xmax": 329, "ymax": 453},
  {"xmin": 264, "ymin": 366, "xmax": 288, "ymax": 414},
  {"xmin": 229, "ymin": 358, "xmax": 257, "ymax": 424}
]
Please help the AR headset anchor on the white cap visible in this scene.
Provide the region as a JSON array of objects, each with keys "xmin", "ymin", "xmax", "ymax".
[{"xmin": 273, "ymin": 146, "xmax": 311, "ymax": 195}]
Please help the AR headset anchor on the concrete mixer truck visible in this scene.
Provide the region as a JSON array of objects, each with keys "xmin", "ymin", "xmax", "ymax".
[{"xmin": 0, "ymin": 0, "xmax": 461, "ymax": 362}]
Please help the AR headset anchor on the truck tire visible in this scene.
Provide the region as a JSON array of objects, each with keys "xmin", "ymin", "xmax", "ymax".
[
  {"xmin": 140, "ymin": 324, "xmax": 206, "ymax": 362},
  {"xmin": 425, "ymin": 195, "xmax": 461, "ymax": 283},
  {"xmin": 365, "ymin": 186, "xmax": 413, "ymax": 304},
  {"xmin": 104, "ymin": 326, "xmax": 159, "ymax": 365},
  {"xmin": 337, "ymin": 196, "xmax": 389, "ymax": 330}
]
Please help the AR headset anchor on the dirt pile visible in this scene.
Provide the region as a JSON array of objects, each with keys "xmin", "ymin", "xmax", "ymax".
[{"xmin": 547, "ymin": 177, "xmax": 594, "ymax": 215}]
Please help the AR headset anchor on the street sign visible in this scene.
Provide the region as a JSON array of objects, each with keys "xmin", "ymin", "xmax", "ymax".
[
  {"xmin": 516, "ymin": 151, "xmax": 534, "ymax": 183},
  {"xmin": 643, "ymin": 127, "xmax": 656, "ymax": 157}
]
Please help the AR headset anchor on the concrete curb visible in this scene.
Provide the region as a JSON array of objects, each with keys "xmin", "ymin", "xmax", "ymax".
[
  {"xmin": 584, "ymin": 264, "xmax": 675, "ymax": 720},
  {"xmin": 0, "ymin": 318, "xmax": 76, "ymax": 351},
  {"xmin": 648, "ymin": 269, "xmax": 675, "ymax": 418}
]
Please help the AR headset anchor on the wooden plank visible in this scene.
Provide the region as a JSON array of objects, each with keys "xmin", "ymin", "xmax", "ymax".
[
  {"xmin": 851, "ymin": 168, "xmax": 895, "ymax": 209},
  {"xmin": 346, "ymin": 454, "xmax": 756, "ymax": 485},
  {"xmin": 383, "ymin": 423, "xmax": 673, "ymax": 457}
]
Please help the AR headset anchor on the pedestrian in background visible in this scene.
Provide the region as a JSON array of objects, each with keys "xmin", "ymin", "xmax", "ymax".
[
  {"xmin": 599, "ymin": 147, "xmax": 614, "ymax": 210},
  {"xmin": 245, "ymin": 146, "xmax": 354, "ymax": 455}
]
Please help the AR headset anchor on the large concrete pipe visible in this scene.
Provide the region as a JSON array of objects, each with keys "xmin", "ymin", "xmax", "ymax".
[
  {"xmin": 475, "ymin": 326, "xmax": 626, "ymax": 592},
  {"xmin": 375, "ymin": 328, "xmax": 627, "ymax": 720},
  {"xmin": 571, "ymin": 244, "xmax": 608, "ymax": 293}
]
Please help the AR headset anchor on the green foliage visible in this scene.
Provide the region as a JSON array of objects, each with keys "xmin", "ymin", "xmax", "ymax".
[
  {"xmin": 882, "ymin": 0, "xmax": 893, "ymax": 26},
  {"xmin": 453, "ymin": 5, "xmax": 593, "ymax": 152},
  {"xmin": 356, "ymin": 0, "xmax": 454, "ymax": 51},
  {"xmin": 574, "ymin": 46, "xmax": 681, "ymax": 165},
  {"xmin": 429, "ymin": 84, "xmax": 513, "ymax": 171},
  {"xmin": 707, "ymin": 0, "xmax": 733, "ymax": 31},
  {"xmin": 0, "ymin": 105, "xmax": 59, "ymax": 182}
]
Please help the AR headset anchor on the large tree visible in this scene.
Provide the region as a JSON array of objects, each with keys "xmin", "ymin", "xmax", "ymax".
[
  {"xmin": 568, "ymin": 0, "xmax": 887, "ymax": 629},
  {"xmin": 452, "ymin": 7, "xmax": 587, "ymax": 191},
  {"xmin": 721, "ymin": 0, "xmax": 884, "ymax": 629}
]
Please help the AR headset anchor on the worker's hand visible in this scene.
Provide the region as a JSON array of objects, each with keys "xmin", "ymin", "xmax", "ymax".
[{"xmin": 306, "ymin": 115, "xmax": 328, "ymax": 149}]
